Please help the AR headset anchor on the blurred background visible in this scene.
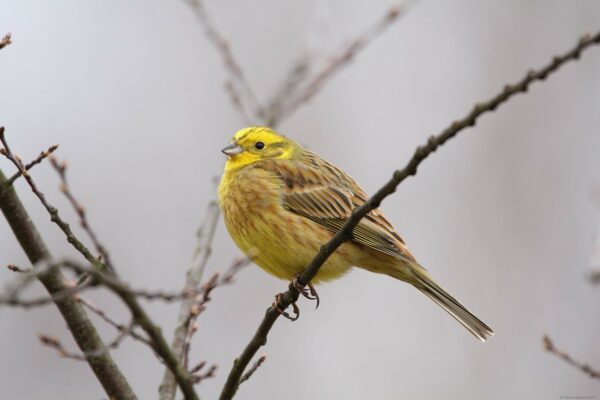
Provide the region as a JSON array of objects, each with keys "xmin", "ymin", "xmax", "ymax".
[{"xmin": 1, "ymin": 1, "xmax": 600, "ymax": 399}]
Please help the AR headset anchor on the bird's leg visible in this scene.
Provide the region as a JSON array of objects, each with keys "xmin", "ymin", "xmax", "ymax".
[
  {"xmin": 272, "ymin": 293, "xmax": 300, "ymax": 321},
  {"xmin": 289, "ymin": 273, "xmax": 320, "ymax": 309}
]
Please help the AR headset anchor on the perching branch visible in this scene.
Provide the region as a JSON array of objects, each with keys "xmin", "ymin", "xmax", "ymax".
[
  {"xmin": 0, "ymin": 164, "xmax": 137, "ymax": 399},
  {"xmin": 218, "ymin": 30, "xmax": 600, "ymax": 400},
  {"xmin": 544, "ymin": 335, "xmax": 600, "ymax": 380}
]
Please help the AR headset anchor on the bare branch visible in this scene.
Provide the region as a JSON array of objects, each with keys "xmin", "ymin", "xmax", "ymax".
[
  {"xmin": 78, "ymin": 296, "xmax": 152, "ymax": 348},
  {"xmin": 265, "ymin": 3, "xmax": 409, "ymax": 126},
  {"xmin": 6, "ymin": 264, "xmax": 31, "ymax": 273},
  {"xmin": 184, "ymin": 0, "xmax": 263, "ymax": 122},
  {"xmin": 0, "ymin": 33, "xmax": 11, "ymax": 50},
  {"xmin": 158, "ymin": 199, "xmax": 250, "ymax": 400},
  {"xmin": 6, "ymin": 144, "xmax": 59, "ymax": 186},
  {"xmin": 183, "ymin": 257, "xmax": 250, "ymax": 369},
  {"xmin": 0, "ymin": 164, "xmax": 136, "ymax": 398},
  {"xmin": 191, "ymin": 363, "xmax": 217, "ymax": 384},
  {"xmin": 1, "ymin": 133, "xmax": 200, "ymax": 400},
  {"xmin": 160, "ymin": 199, "xmax": 219, "ymax": 399},
  {"xmin": 238, "ymin": 355, "xmax": 266, "ymax": 386},
  {"xmin": 544, "ymin": 335, "xmax": 600, "ymax": 379},
  {"xmin": 218, "ymin": 30, "xmax": 600, "ymax": 400},
  {"xmin": 0, "ymin": 131, "xmax": 110, "ymax": 275},
  {"xmin": 49, "ymin": 156, "xmax": 115, "ymax": 272}
]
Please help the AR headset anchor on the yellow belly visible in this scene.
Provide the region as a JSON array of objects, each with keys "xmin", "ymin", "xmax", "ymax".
[{"xmin": 218, "ymin": 167, "xmax": 355, "ymax": 283}]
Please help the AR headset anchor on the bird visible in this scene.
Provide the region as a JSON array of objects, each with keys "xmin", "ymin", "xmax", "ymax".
[{"xmin": 218, "ymin": 126, "xmax": 493, "ymax": 341}]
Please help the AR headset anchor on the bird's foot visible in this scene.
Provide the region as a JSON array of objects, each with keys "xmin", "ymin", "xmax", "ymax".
[
  {"xmin": 272, "ymin": 293, "xmax": 299, "ymax": 321},
  {"xmin": 289, "ymin": 274, "xmax": 320, "ymax": 309}
]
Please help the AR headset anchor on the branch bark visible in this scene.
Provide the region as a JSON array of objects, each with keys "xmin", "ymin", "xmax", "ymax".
[
  {"xmin": 218, "ymin": 30, "xmax": 600, "ymax": 400},
  {"xmin": 0, "ymin": 168, "xmax": 137, "ymax": 400}
]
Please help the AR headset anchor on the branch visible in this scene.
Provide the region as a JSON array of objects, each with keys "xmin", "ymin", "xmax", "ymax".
[
  {"xmin": 6, "ymin": 144, "xmax": 59, "ymax": 186},
  {"xmin": 0, "ymin": 165, "xmax": 136, "ymax": 399},
  {"xmin": 218, "ymin": 30, "xmax": 600, "ymax": 400},
  {"xmin": 0, "ymin": 133, "xmax": 200, "ymax": 400},
  {"xmin": 0, "ymin": 33, "xmax": 11, "ymax": 50},
  {"xmin": 0, "ymin": 131, "xmax": 110, "ymax": 275},
  {"xmin": 159, "ymin": 200, "xmax": 220, "ymax": 399},
  {"xmin": 544, "ymin": 335, "xmax": 600, "ymax": 379},
  {"xmin": 79, "ymin": 296, "xmax": 152, "ymax": 349},
  {"xmin": 49, "ymin": 156, "xmax": 115, "ymax": 271},
  {"xmin": 182, "ymin": 257, "xmax": 250, "ymax": 370},
  {"xmin": 184, "ymin": 0, "xmax": 262, "ymax": 122},
  {"xmin": 238, "ymin": 355, "xmax": 266, "ymax": 386},
  {"xmin": 265, "ymin": 3, "xmax": 409, "ymax": 126}
]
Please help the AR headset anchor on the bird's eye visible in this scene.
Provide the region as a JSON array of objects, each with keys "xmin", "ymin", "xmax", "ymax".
[{"xmin": 254, "ymin": 141, "xmax": 265, "ymax": 150}]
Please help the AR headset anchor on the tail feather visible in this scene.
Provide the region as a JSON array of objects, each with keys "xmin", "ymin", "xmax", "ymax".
[{"xmin": 410, "ymin": 267, "xmax": 494, "ymax": 342}]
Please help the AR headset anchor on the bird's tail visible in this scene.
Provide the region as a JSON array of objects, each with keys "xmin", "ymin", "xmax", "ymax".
[{"xmin": 408, "ymin": 264, "xmax": 494, "ymax": 342}]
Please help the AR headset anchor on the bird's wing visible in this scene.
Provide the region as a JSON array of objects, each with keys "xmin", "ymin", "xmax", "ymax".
[{"xmin": 256, "ymin": 155, "xmax": 416, "ymax": 263}]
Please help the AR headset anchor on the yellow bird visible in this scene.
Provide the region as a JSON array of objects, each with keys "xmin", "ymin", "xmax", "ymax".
[{"xmin": 218, "ymin": 126, "xmax": 493, "ymax": 341}]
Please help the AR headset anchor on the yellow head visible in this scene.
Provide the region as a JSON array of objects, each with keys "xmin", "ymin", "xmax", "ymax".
[{"xmin": 221, "ymin": 126, "xmax": 299, "ymax": 171}]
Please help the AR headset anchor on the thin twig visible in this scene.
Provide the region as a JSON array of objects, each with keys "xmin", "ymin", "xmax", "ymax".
[
  {"xmin": 191, "ymin": 363, "xmax": 217, "ymax": 384},
  {"xmin": 159, "ymin": 199, "xmax": 219, "ymax": 399},
  {"xmin": 38, "ymin": 324, "xmax": 139, "ymax": 361},
  {"xmin": 184, "ymin": 0, "xmax": 263, "ymax": 122},
  {"xmin": 218, "ymin": 30, "xmax": 600, "ymax": 400},
  {"xmin": 78, "ymin": 296, "xmax": 152, "ymax": 348},
  {"xmin": 0, "ymin": 133, "xmax": 200, "ymax": 400},
  {"xmin": 0, "ymin": 259, "xmax": 233, "ymax": 309},
  {"xmin": 5, "ymin": 144, "xmax": 59, "ymax": 186},
  {"xmin": 0, "ymin": 33, "xmax": 11, "ymax": 50},
  {"xmin": 544, "ymin": 335, "xmax": 600, "ymax": 379},
  {"xmin": 266, "ymin": 3, "xmax": 409, "ymax": 126},
  {"xmin": 0, "ymin": 167, "xmax": 136, "ymax": 399},
  {"xmin": 182, "ymin": 257, "xmax": 251, "ymax": 369},
  {"xmin": 238, "ymin": 355, "xmax": 266, "ymax": 386},
  {"xmin": 6, "ymin": 264, "xmax": 31, "ymax": 273},
  {"xmin": 49, "ymin": 156, "xmax": 115, "ymax": 272},
  {"xmin": 0, "ymin": 131, "xmax": 110, "ymax": 275}
]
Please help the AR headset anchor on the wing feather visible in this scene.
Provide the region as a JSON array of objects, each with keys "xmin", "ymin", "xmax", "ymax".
[{"xmin": 255, "ymin": 154, "xmax": 415, "ymax": 263}]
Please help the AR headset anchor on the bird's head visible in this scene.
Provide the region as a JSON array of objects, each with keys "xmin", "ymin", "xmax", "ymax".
[{"xmin": 221, "ymin": 126, "xmax": 298, "ymax": 171}]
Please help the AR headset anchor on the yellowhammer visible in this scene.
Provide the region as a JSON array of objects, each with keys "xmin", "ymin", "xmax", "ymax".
[{"xmin": 218, "ymin": 126, "xmax": 493, "ymax": 341}]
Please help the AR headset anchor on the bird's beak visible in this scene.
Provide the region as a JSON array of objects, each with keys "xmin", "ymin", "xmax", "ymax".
[{"xmin": 221, "ymin": 143, "xmax": 244, "ymax": 157}]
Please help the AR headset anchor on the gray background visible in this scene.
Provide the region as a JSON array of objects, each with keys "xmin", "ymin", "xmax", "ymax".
[{"xmin": 1, "ymin": 1, "xmax": 600, "ymax": 399}]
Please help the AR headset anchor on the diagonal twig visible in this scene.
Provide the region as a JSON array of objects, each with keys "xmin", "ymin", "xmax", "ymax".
[
  {"xmin": 184, "ymin": 0, "xmax": 263, "ymax": 123},
  {"xmin": 544, "ymin": 335, "xmax": 600, "ymax": 379},
  {"xmin": 218, "ymin": 30, "xmax": 600, "ymax": 400},
  {"xmin": 238, "ymin": 355, "xmax": 266, "ymax": 386},
  {"xmin": 0, "ymin": 33, "xmax": 11, "ymax": 50},
  {"xmin": 5, "ymin": 144, "xmax": 59, "ymax": 186},
  {"xmin": 49, "ymin": 156, "xmax": 115, "ymax": 272},
  {"xmin": 265, "ymin": 3, "xmax": 409, "ymax": 126}
]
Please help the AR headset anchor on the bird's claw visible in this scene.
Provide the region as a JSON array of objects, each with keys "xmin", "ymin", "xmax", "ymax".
[
  {"xmin": 289, "ymin": 274, "xmax": 320, "ymax": 309},
  {"xmin": 272, "ymin": 293, "xmax": 299, "ymax": 321}
]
